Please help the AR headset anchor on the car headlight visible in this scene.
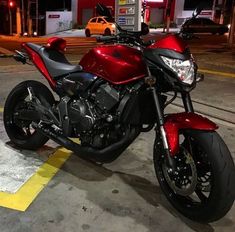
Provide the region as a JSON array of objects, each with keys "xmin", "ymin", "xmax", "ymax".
[
  {"xmin": 111, "ymin": 24, "xmax": 116, "ymax": 29},
  {"xmin": 160, "ymin": 56, "xmax": 195, "ymax": 85}
]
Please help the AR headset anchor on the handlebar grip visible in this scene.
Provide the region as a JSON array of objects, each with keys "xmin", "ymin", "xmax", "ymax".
[{"xmin": 96, "ymin": 36, "xmax": 116, "ymax": 43}]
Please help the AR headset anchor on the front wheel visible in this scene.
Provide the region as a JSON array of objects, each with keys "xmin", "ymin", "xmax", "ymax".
[{"xmin": 154, "ymin": 130, "xmax": 235, "ymax": 222}]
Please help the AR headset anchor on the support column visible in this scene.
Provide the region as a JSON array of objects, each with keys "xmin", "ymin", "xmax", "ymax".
[
  {"xmin": 228, "ymin": 4, "xmax": 235, "ymax": 47},
  {"xmin": 71, "ymin": 0, "xmax": 78, "ymax": 26},
  {"xmin": 16, "ymin": 7, "xmax": 22, "ymax": 35}
]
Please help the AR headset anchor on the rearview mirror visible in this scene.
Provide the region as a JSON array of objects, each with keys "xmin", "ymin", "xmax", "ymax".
[
  {"xmin": 192, "ymin": 3, "xmax": 205, "ymax": 17},
  {"xmin": 192, "ymin": 7, "xmax": 202, "ymax": 17},
  {"xmin": 141, "ymin": 22, "xmax": 149, "ymax": 36},
  {"xmin": 96, "ymin": 3, "xmax": 112, "ymax": 19}
]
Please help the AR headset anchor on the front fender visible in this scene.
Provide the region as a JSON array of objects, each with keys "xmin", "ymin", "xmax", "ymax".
[{"xmin": 164, "ymin": 112, "xmax": 218, "ymax": 156}]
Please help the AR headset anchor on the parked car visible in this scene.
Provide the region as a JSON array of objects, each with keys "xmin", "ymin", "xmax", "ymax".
[
  {"xmin": 85, "ymin": 16, "xmax": 116, "ymax": 37},
  {"xmin": 181, "ymin": 17, "xmax": 229, "ymax": 35}
]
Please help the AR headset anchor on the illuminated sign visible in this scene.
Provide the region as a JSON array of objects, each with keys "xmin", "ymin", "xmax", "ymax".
[
  {"xmin": 119, "ymin": 0, "xmax": 136, "ymax": 5},
  {"xmin": 48, "ymin": 15, "xmax": 60, "ymax": 19},
  {"xmin": 116, "ymin": 0, "xmax": 141, "ymax": 31},
  {"xmin": 145, "ymin": 0, "xmax": 164, "ymax": 2},
  {"xmin": 119, "ymin": 7, "xmax": 135, "ymax": 15},
  {"xmin": 118, "ymin": 16, "xmax": 135, "ymax": 25}
]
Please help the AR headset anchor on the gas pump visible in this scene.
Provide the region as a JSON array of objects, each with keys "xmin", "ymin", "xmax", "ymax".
[{"xmin": 142, "ymin": 0, "xmax": 151, "ymax": 25}]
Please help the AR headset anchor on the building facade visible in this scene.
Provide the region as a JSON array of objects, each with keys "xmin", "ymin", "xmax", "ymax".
[{"xmin": 76, "ymin": 0, "xmax": 175, "ymax": 26}]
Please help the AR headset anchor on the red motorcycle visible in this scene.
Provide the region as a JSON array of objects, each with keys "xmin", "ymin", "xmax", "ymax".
[{"xmin": 4, "ymin": 4, "xmax": 235, "ymax": 222}]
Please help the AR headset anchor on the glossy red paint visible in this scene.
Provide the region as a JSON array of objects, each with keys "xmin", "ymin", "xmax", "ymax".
[
  {"xmin": 46, "ymin": 37, "xmax": 67, "ymax": 52},
  {"xmin": 22, "ymin": 43, "xmax": 56, "ymax": 89},
  {"xmin": 79, "ymin": 45, "xmax": 148, "ymax": 85},
  {"xmin": 164, "ymin": 112, "xmax": 218, "ymax": 156},
  {"xmin": 148, "ymin": 35, "xmax": 188, "ymax": 53}
]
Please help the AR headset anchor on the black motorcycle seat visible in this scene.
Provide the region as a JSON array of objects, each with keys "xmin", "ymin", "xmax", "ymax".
[{"xmin": 26, "ymin": 43, "xmax": 83, "ymax": 78}]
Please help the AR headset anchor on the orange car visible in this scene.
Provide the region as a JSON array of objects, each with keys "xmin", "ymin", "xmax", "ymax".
[{"xmin": 85, "ymin": 16, "xmax": 116, "ymax": 37}]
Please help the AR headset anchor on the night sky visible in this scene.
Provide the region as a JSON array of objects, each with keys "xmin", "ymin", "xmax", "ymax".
[
  {"xmin": 184, "ymin": 0, "xmax": 213, "ymax": 10},
  {"xmin": 39, "ymin": 0, "xmax": 71, "ymax": 13}
]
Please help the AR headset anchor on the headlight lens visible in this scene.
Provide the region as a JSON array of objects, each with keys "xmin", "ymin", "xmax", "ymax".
[{"xmin": 160, "ymin": 56, "xmax": 195, "ymax": 85}]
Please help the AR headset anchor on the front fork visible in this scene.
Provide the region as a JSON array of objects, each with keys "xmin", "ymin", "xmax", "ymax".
[
  {"xmin": 149, "ymin": 85, "xmax": 176, "ymax": 169},
  {"xmin": 146, "ymin": 76, "xmax": 194, "ymax": 170},
  {"xmin": 181, "ymin": 92, "xmax": 194, "ymax": 113}
]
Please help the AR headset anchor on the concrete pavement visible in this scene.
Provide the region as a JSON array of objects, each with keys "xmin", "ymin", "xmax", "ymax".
[
  {"xmin": 0, "ymin": 65, "xmax": 235, "ymax": 231},
  {"xmin": 0, "ymin": 32, "xmax": 235, "ymax": 232}
]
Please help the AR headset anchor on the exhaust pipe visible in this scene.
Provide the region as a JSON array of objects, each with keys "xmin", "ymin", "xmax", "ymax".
[{"xmin": 34, "ymin": 123, "xmax": 139, "ymax": 163}]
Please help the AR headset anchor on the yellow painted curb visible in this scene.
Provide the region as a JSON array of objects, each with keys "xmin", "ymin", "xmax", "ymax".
[
  {"xmin": 0, "ymin": 148, "xmax": 72, "ymax": 211},
  {"xmin": 198, "ymin": 69, "xmax": 235, "ymax": 78}
]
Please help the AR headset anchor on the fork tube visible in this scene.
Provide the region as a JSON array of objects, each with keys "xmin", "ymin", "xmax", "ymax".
[
  {"xmin": 150, "ymin": 87, "xmax": 164, "ymax": 126},
  {"xmin": 150, "ymin": 87, "xmax": 175, "ymax": 169},
  {"xmin": 181, "ymin": 92, "xmax": 194, "ymax": 112}
]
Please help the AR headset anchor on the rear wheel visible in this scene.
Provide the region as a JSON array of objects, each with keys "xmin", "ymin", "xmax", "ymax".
[
  {"xmin": 154, "ymin": 130, "xmax": 235, "ymax": 222},
  {"xmin": 4, "ymin": 80, "xmax": 55, "ymax": 150},
  {"xmin": 85, "ymin": 29, "xmax": 91, "ymax": 37}
]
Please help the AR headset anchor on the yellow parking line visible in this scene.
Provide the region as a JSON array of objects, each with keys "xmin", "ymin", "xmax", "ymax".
[
  {"xmin": 198, "ymin": 69, "xmax": 235, "ymax": 78},
  {"xmin": 0, "ymin": 148, "xmax": 72, "ymax": 211},
  {"xmin": 0, "ymin": 107, "xmax": 3, "ymax": 113}
]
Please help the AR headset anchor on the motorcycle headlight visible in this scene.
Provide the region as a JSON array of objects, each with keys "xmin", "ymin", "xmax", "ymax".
[{"xmin": 160, "ymin": 56, "xmax": 195, "ymax": 85}]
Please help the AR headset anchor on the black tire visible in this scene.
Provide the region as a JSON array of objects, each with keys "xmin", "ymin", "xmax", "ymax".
[
  {"xmin": 219, "ymin": 31, "xmax": 225, "ymax": 35},
  {"xmin": 4, "ymin": 80, "xmax": 55, "ymax": 150},
  {"xmin": 154, "ymin": 130, "xmax": 235, "ymax": 222},
  {"xmin": 104, "ymin": 28, "xmax": 111, "ymax": 36},
  {"xmin": 85, "ymin": 29, "xmax": 91, "ymax": 37}
]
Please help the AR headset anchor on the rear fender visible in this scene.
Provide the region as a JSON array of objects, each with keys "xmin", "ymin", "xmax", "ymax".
[{"xmin": 164, "ymin": 112, "xmax": 218, "ymax": 156}]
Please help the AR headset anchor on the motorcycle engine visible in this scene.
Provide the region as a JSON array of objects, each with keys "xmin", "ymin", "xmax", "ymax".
[
  {"xmin": 68, "ymin": 83, "xmax": 121, "ymax": 148},
  {"xmin": 69, "ymin": 98, "xmax": 96, "ymax": 133}
]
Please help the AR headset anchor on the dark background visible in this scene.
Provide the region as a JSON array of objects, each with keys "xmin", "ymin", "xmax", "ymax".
[
  {"xmin": 39, "ymin": 0, "xmax": 71, "ymax": 13},
  {"xmin": 184, "ymin": 0, "xmax": 213, "ymax": 10}
]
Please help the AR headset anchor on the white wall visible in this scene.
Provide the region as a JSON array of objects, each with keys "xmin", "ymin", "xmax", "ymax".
[
  {"xmin": 174, "ymin": 0, "xmax": 213, "ymax": 25},
  {"xmin": 46, "ymin": 11, "xmax": 73, "ymax": 34},
  {"xmin": 71, "ymin": 0, "xmax": 78, "ymax": 25},
  {"xmin": 174, "ymin": 0, "xmax": 185, "ymax": 25}
]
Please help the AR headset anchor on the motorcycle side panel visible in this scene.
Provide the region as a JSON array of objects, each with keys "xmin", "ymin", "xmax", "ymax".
[
  {"xmin": 22, "ymin": 43, "xmax": 56, "ymax": 89},
  {"xmin": 164, "ymin": 112, "xmax": 218, "ymax": 156},
  {"xmin": 148, "ymin": 35, "xmax": 188, "ymax": 53},
  {"xmin": 79, "ymin": 45, "xmax": 148, "ymax": 85}
]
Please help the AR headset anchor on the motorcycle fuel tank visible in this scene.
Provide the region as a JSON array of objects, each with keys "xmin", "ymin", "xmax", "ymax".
[{"xmin": 79, "ymin": 45, "xmax": 148, "ymax": 85}]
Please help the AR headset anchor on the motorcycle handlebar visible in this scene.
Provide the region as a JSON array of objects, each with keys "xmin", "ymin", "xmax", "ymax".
[
  {"xmin": 96, "ymin": 34, "xmax": 154, "ymax": 47},
  {"xmin": 96, "ymin": 36, "xmax": 117, "ymax": 43}
]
